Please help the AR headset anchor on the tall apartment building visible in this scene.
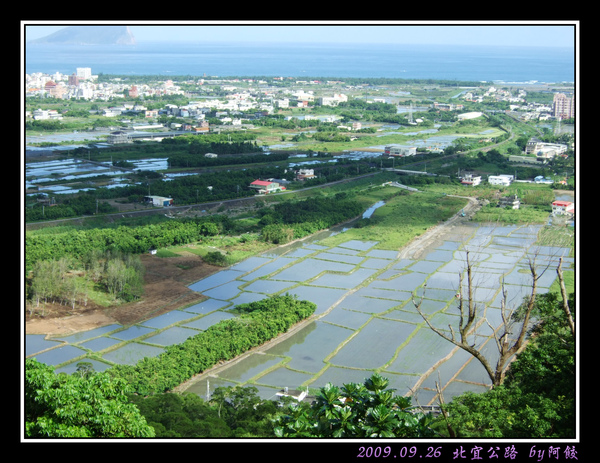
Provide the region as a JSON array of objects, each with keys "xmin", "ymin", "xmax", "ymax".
[
  {"xmin": 553, "ymin": 93, "xmax": 575, "ymax": 120},
  {"xmin": 76, "ymin": 67, "xmax": 92, "ymax": 80},
  {"xmin": 68, "ymin": 73, "xmax": 79, "ymax": 86}
]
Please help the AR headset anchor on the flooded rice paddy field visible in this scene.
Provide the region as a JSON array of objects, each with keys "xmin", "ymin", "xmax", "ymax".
[{"xmin": 25, "ymin": 222, "xmax": 573, "ymax": 404}]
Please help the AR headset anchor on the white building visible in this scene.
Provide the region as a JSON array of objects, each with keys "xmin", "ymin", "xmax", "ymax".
[
  {"xmin": 32, "ymin": 109, "xmax": 62, "ymax": 120},
  {"xmin": 76, "ymin": 67, "xmax": 92, "ymax": 80},
  {"xmin": 488, "ymin": 175, "xmax": 514, "ymax": 186},
  {"xmin": 145, "ymin": 196, "xmax": 173, "ymax": 207},
  {"xmin": 526, "ymin": 138, "xmax": 568, "ymax": 161},
  {"xmin": 274, "ymin": 98, "xmax": 290, "ymax": 108},
  {"xmin": 461, "ymin": 174, "xmax": 482, "ymax": 186},
  {"xmin": 498, "ymin": 194, "xmax": 520, "ymax": 209},
  {"xmin": 319, "ymin": 94, "xmax": 348, "ymax": 106},
  {"xmin": 457, "ymin": 111, "xmax": 483, "ymax": 121},
  {"xmin": 552, "ymin": 200, "xmax": 574, "ymax": 216},
  {"xmin": 384, "ymin": 145, "xmax": 417, "ymax": 157},
  {"xmin": 249, "ymin": 180, "xmax": 285, "ymax": 194},
  {"xmin": 296, "ymin": 169, "xmax": 316, "ymax": 181}
]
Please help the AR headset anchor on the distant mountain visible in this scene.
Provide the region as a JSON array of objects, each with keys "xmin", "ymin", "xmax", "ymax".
[{"xmin": 29, "ymin": 25, "xmax": 136, "ymax": 45}]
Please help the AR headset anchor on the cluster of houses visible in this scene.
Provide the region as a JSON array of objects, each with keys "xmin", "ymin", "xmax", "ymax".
[
  {"xmin": 461, "ymin": 87, "xmax": 574, "ymax": 122},
  {"xmin": 508, "ymin": 138, "xmax": 569, "ymax": 165},
  {"xmin": 26, "ymin": 67, "xmax": 352, "ymax": 123},
  {"xmin": 458, "ymin": 171, "xmax": 575, "ymax": 217}
]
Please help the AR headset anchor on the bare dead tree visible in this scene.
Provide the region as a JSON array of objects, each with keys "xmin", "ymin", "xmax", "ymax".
[
  {"xmin": 413, "ymin": 249, "xmax": 545, "ymax": 388},
  {"xmin": 557, "ymin": 257, "xmax": 575, "ymax": 337}
]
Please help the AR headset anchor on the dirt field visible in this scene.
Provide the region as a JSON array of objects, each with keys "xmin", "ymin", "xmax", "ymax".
[{"xmin": 25, "ymin": 253, "xmax": 220, "ymax": 336}]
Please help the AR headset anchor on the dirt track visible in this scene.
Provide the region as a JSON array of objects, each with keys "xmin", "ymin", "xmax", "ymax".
[{"xmin": 398, "ymin": 195, "xmax": 481, "ymax": 260}]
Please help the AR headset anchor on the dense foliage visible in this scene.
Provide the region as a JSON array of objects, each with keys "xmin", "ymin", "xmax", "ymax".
[
  {"xmin": 273, "ymin": 373, "xmax": 435, "ymax": 438},
  {"xmin": 259, "ymin": 193, "xmax": 364, "ymax": 244},
  {"xmin": 25, "ymin": 216, "xmax": 228, "ymax": 272},
  {"xmin": 108, "ymin": 295, "xmax": 316, "ymax": 395},
  {"xmin": 25, "ymin": 194, "xmax": 117, "ymax": 222},
  {"xmin": 25, "ymin": 193, "xmax": 364, "ymax": 271},
  {"xmin": 130, "ymin": 373, "xmax": 438, "ymax": 438},
  {"xmin": 25, "ymin": 358, "xmax": 155, "ymax": 438},
  {"xmin": 129, "ymin": 387, "xmax": 280, "ymax": 438},
  {"xmin": 168, "ymin": 150, "xmax": 289, "ymax": 168},
  {"xmin": 160, "ymin": 132, "xmax": 260, "ymax": 158}
]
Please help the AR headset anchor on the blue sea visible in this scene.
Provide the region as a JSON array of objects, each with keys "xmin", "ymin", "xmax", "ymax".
[{"xmin": 25, "ymin": 41, "xmax": 575, "ymax": 83}]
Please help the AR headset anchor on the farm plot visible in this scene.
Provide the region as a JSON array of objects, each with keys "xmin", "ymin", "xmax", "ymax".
[
  {"xmin": 264, "ymin": 320, "xmax": 354, "ymax": 373},
  {"xmin": 178, "ymin": 222, "xmax": 572, "ymax": 403},
  {"xmin": 328, "ymin": 317, "xmax": 417, "ymax": 369},
  {"xmin": 27, "ymin": 221, "xmax": 573, "ymax": 406},
  {"xmin": 26, "ymin": 303, "xmax": 240, "ymax": 371}
]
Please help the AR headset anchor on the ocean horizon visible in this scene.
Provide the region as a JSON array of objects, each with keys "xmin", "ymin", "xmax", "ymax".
[{"xmin": 25, "ymin": 40, "xmax": 575, "ymax": 83}]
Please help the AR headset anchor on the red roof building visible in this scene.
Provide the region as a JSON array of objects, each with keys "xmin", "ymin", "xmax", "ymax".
[
  {"xmin": 250, "ymin": 180, "xmax": 285, "ymax": 194},
  {"xmin": 552, "ymin": 200, "xmax": 574, "ymax": 216}
]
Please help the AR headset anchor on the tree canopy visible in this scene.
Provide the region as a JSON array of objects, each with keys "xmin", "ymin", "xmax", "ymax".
[
  {"xmin": 273, "ymin": 373, "xmax": 435, "ymax": 438},
  {"xmin": 25, "ymin": 358, "xmax": 155, "ymax": 438}
]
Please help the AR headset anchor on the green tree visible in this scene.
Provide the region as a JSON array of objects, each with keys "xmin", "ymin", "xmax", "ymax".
[
  {"xmin": 104, "ymin": 254, "xmax": 144, "ymax": 301},
  {"xmin": 273, "ymin": 373, "xmax": 435, "ymax": 438},
  {"xmin": 25, "ymin": 358, "xmax": 155, "ymax": 438},
  {"xmin": 209, "ymin": 386, "xmax": 280, "ymax": 437},
  {"xmin": 129, "ymin": 392, "xmax": 233, "ymax": 438}
]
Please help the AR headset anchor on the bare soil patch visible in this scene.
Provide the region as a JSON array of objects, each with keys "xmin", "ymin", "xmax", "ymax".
[{"xmin": 25, "ymin": 254, "xmax": 221, "ymax": 337}]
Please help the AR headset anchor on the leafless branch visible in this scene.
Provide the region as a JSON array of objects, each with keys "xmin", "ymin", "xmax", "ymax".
[
  {"xmin": 557, "ymin": 257, "xmax": 575, "ymax": 336},
  {"xmin": 413, "ymin": 247, "xmax": 543, "ymax": 387}
]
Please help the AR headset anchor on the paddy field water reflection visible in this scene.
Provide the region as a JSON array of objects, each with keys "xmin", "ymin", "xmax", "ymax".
[{"xmin": 26, "ymin": 222, "xmax": 573, "ymax": 405}]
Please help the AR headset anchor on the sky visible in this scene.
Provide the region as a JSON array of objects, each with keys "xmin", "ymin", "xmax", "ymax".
[{"xmin": 22, "ymin": 21, "xmax": 577, "ymax": 49}]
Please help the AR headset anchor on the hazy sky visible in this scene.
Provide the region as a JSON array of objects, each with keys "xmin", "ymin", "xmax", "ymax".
[{"xmin": 23, "ymin": 21, "xmax": 577, "ymax": 48}]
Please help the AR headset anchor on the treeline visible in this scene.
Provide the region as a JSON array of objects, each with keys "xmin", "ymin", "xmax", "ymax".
[
  {"xmin": 25, "ymin": 193, "xmax": 364, "ymax": 272},
  {"xmin": 161, "ymin": 134, "xmax": 260, "ymax": 157},
  {"xmin": 168, "ymin": 151, "xmax": 289, "ymax": 169},
  {"xmin": 95, "ymin": 74, "xmax": 483, "ymax": 87},
  {"xmin": 311, "ymin": 131, "xmax": 352, "ymax": 143},
  {"xmin": 26, "ymin": 166, "xmax": 286, "ymax": 223},
  {"xmin": 133, "ymin": 166, "xmax": 283, "ymax": 205},
  {"xmin": 25, "ymin": 194, "xmax": 117, "ymax": 223},
  {"xmin": 129, "ymin": 385, "xmax": 278, "ymax": 438},
  {"xmin": 108, "ymin": 295, "xmax": 316, "ymax": 395},
  {"xmin": 25, "ymin": 216, "xmax": 230, "ymax": 272},
  {"xmin": 25, "ymin": 358, "xmax": 156, "ymax": 438},
  {"xmin": 259, "ymin": 193, "xmax": 364, "ymax": 244}
]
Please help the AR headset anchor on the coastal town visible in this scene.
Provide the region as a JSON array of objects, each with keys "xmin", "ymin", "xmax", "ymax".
[
  {"xmin": 26, "ymin": 66, "xmax": 574, "ymax": 127},
  {"xmin": 25, "ymin": 66, "xmax": 575, "ymax": 221}
]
